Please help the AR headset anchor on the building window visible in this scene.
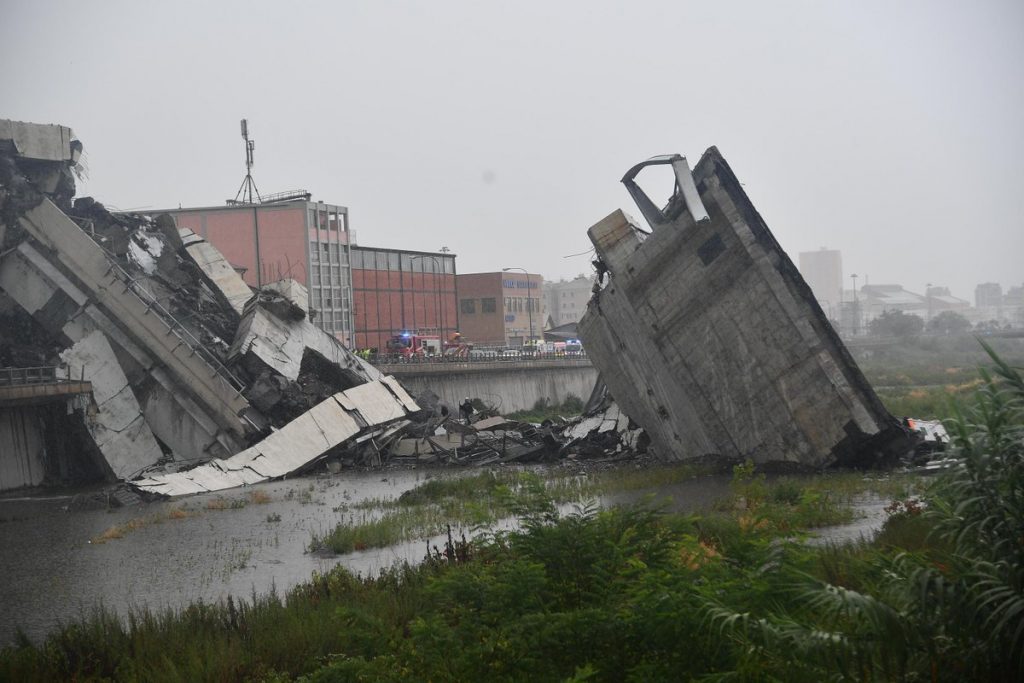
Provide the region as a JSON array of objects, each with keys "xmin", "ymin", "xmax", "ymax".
[
  {"xmin": 482, "ymin": 297, "xmax": 496, "ymax": 313},
  {"xmin": 460, "ymin": 299, "xmax": 476, "ymax": 314}
]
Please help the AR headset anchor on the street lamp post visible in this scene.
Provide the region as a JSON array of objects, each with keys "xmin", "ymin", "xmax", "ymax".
[
  {"xmin": 411, "ymin": 255, "xmax": 445, "ymax": 347},
  {"xmin": 502, "ymin": 267, "xmax": 534, "ymax": 347}
]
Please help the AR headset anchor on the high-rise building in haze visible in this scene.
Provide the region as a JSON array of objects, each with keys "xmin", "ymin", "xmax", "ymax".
[
  {"xmin": 798, "ymin": 248, "xmax": 843, "ymax": 319},
  {"xmin": 975, "ymin": 282, "xmax": 1003, "ymax": 309},
  {"xmin": 544, "ymin": 274, "xmax": 594, "ymax": 327}
]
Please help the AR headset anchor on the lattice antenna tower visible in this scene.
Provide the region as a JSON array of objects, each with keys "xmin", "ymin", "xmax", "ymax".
[{"xmin": 233, "ymin": 118, "xmax": 261, "ymax": 204}]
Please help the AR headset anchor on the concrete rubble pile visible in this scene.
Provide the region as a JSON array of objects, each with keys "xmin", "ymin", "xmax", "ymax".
[
  {"xmin": 578, "ymin": 149, "xmax": 915, "ymax": 469},
  {"xmin": 556, "ymin": 381, "xmax": 649, "ymax": 460},
  {"xmin": 0, "ymin": 119, "xmax": 419, "ymax": 495},
  {"xmin": 384, "ymin": 386, "xmax": 646, "ymax": 466},
  {"xmin": 389, "ymin": 415, "xmax": 561, "ymax": 466}
]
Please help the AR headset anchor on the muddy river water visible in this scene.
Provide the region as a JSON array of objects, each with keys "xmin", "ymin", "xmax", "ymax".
[{"xmin": 0, "ymin": 468, "xmax": 888, "ymax": 645}]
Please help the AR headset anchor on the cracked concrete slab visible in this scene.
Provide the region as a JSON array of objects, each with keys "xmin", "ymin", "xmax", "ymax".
[
  {"xmin": 229, "ymin": 303, "xmax": 382, "ymax": 384},
  {"xmin": 60, "ymin": 330, "xmax": 164, "ymax": 479},
  {"xmin": 130, "ymin": 378, "xmax": 418, "ymax": 497}
]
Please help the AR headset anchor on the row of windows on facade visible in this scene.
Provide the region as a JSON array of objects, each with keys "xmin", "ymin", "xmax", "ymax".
[
  {"xmin": 351, "ymin": 249, "xmax": 455, "ymax": 274},
  {"xmin": 308, "ymin": 210, "xmax": 347, "ymax": 233},
  {"xmin": 318, "ymin": 311, "xmax": 351, "ymax": 333},
  {"xmin": 311, "ymin": 283, "xmax": 351, "ymax": 309},
  {"xmin": 502, "ymin": 279, "xmax": 539, "ymax": 289},
  {"xmin": 310, "ymin": 242, "xmax": 349, "ymax": 265},
  {"xmin": 460, "ymin": 297, "xmax": 539, "ymax": 315},
  {"xmin": 310, "ymin": 265, "xmax": 348, "ymax": 286}
]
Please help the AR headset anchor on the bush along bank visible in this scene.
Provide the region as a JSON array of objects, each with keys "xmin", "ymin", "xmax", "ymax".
[{"xmin": 2, "ymin": 343, "xmax": 1021, "ymax": 682}]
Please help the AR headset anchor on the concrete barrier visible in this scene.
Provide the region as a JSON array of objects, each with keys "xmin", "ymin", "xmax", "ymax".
[{"xmin": 379, "ymin": 359, "xmax": 598, "ymax": 413}]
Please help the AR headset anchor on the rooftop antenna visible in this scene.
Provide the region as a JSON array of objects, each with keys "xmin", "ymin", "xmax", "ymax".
[{"xmin": 233, "ymin": 118, "xmax": 261, "ymax": 204}]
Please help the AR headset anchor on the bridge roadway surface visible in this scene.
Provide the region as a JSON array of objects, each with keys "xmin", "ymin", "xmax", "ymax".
[
  {"xmin": 0, "ymin": 366, "xmax": 93, "ymax": 407},
  {"xmin": 376, "ymin": 357, "xmax": 598, "ymax": 414}
]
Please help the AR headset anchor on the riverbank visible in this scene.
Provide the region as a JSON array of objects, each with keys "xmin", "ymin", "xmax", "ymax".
[
  {"xmin": 0, "ymin": 461, "xmax": 926, "ymax": 679},
  {"xmin": 0, "ymin": 458, "xmax": 914, "ymax": 648}
]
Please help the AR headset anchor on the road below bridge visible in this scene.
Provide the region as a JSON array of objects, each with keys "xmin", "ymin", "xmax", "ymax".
[{"xmin": 377, "ymin": 358, "xmax": 598, "ymax": 414}]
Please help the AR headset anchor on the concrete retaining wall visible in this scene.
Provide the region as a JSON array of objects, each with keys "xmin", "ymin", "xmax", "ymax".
[{"xmin": 381, "ymin": 360, "xmax": 598, "ymax": 413}]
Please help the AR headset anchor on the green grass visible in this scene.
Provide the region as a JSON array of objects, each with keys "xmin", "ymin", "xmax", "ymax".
[
  {"xmin": 314, "ymin": 471, "xmax": 560, "ymax": 553},
  {"xmin": 312, "ymin": 507, "xmax": 450, "ymax": 553},
  {"xmin": 506, "ymin": 394, "xmax": 585, "ymax": 423},
  {"xmin": 876, "ymin": 381, "xmax": 981, "ymax": 420},
  {"xmin": 323, "ymin": 465, "xmax": 714, "ymax": 555},
  {"xmin": 319, "ymin": 464, "xmax": 919, "ymax": 557}
]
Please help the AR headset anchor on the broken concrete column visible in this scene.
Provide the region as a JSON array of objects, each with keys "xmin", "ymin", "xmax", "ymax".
[
  {"xmin": 260, "ymin": 278, "xmax": 309, "ymax": 320},
  {"xmin": 578, "ymin": 148, "xmax": 911, "ymax": 468},
  {"xmin": 60, "ymin": 330, "xmax": 164, "ymax": 479}
]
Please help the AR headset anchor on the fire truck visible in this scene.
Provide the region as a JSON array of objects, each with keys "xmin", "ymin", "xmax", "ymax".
[
  {"xmin": 385, "ymin": 331, "xmax": 473, "ymax": 360},
  {"xmin": 385, "ymin": 332, "xmax": 441, "ymax": 360}
]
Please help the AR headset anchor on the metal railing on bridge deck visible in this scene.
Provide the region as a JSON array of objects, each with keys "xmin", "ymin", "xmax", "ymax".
[
  {"xmin": 0, "ymin": 366, "xmax": 74, "ymax": 386},
  {"xmin": 0, "ymin": 366, "xmax": 93, "ymax": 404}
]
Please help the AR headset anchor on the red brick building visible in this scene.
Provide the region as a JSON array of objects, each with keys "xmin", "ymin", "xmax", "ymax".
[
  {"xmin": 154, "ymin": 200, "xmax": 459, "ymax": 351},
  {"xmin": 155, "ymin": 199, "xmax": 355, "ymax": 342},
  {"xmin": 456, "ymin": 271, "xmax": 542, "ymax": 347},
  {"xmin": 351, "ymin": 246, "xmax": 457, "ymax": 351}
]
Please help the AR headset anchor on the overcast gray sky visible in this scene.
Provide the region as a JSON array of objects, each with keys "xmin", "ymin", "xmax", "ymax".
[{"xmin": 3, "ymin": 0, "xmax": 1022, "ymax": 300}]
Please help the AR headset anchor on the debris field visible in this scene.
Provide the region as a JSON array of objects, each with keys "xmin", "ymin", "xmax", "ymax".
[{"xmin": 0, "ymin": 120, "xmax": 924, "ymax": 497}]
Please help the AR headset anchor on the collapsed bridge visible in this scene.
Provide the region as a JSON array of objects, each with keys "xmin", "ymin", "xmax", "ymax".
[
  {"xmin": 1, "ymin": 118, "xmax": 917, "ymax": 494},
  {"xmin": 0, "ymin": 119, "xmax": 418, "ymax": 493}
]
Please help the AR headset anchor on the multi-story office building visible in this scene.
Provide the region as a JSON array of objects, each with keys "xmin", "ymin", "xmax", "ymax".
[
  {"xmin": 350, "ymin": 246, "xmax": 457, "ymax": 351},
  {"xmin": 155, "ymin": 199, "xmax": 355, "ymax": 342},
  {"xmin": 544, "ymin": 274, "xmax": 594, "ymax": 327},
  {"xmin": 975, "ymin": 282, "xmax": 1003, "ymax": 309},
  {"xmin": 456, "ymin": 271, "xmax": 543, "ymax": 347}
]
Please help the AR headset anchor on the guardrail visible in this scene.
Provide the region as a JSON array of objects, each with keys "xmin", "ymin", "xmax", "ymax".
[
  {"xmin": 0, "ymin": 366, "xmax": 93, "ymax": 404},
  {"xmin": 0, "ymin": 366, "xmax": 81, "ymax": 386},
  {"xmin": 367, "ymin": 351, "xmax": 589, "ymax": 365},
  {"xmin": 102, "ymin": 257, "xmax": 247, "ymax": 395}
]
